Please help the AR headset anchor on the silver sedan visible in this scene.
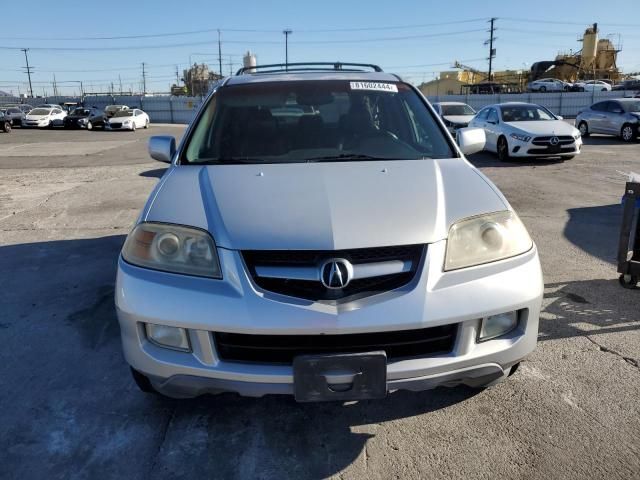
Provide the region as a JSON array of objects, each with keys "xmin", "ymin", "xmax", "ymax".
[{"xmin": 575, "ymin": 99, "xmax": 640, "ymax": 142}]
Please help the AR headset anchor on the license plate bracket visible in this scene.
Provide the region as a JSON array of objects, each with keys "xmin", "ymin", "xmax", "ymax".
[{"xmin": 293, "ymin": 351, "xmax": 387, "ymax": 402}]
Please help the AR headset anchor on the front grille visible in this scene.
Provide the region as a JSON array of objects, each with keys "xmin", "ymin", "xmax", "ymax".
[
  {"xmin": 242, "ymin": 245, "xmax": 424, "ymax": 301},
  {"xmin": 110, "ymin": 122, "xmax": 122, "ymax": 128},
  {"xmin": 527, "ymin": 146, "xmax": 576, "ymax": 154},
  {"xmin": 214, "ymin": 324, "xmax": 457, "ymax": 364},
  {"xmin": 531, "ymin": 135, "xmax": 575, "ymax": 146}
]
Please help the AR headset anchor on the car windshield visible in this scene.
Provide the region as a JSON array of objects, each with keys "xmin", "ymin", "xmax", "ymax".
[
  {"xmin": 623, "ymin": 101, "xmax": 640, "ymax": 112},
  {"xmin": 30, "ymin": 108, "xmax": 51, "ymax": 115},
  {"xmin": 114, "ymin": 111, "xmax": 133, "ymax": 117},
  {"xmin": 183, "ymin": 80, "xmax": 453, "ymax": 164},
  {"xmin": 440, "ymin": 104, "xmax": 475, "ymax": 116},
  {"xmin": 7, "ymin": 108, "xmax": 20, "ymax": 114},
  {"xmin": 501, "ymin": 105, "xmax": 555, "ymax": 122},
  {"xmin": 106, "ymin": 106, "xmax": 125, "ymax": 112},
  {"xmin": 71, "ymin": 108, "xmax": 90, "ymax": 115}
]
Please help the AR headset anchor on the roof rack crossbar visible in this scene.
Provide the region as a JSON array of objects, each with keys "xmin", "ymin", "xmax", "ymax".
[{"xmin": 235, "ymin": 62, "xmax": 383, "ymax": 75}]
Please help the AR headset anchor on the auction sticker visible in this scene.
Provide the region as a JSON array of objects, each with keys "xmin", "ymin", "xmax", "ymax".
[{"xmin": 350, "ymin": 82, "xmax": 398, "ymax": 93}]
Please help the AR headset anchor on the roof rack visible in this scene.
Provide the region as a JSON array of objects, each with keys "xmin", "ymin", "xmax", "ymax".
[{"xmin": 235, "ymin": 62, "xmax": 383, "ymax": 76}]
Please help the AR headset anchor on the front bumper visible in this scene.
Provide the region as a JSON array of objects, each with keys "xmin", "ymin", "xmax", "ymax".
[
  {"xmin": 508, "ymin": 136, "xmax": 582, "ymax": 157},
  {"xmin": 115, "ymin": 240, "xmax": 543, "ymax": 398}
]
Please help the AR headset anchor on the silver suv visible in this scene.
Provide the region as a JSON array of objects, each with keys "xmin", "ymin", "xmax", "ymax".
[
  {"xmin": 576, "ymin": 99, "xmax": 640, "ymax": 142},
  {"xmin": 116, "ymin": 62, "xmax": 543, "ymax": 401}
]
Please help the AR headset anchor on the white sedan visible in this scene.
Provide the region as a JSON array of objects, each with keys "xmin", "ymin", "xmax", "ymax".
[
  {"xmin": 468, "ymin": 102, "xmax": 582, "ymax": 161},
  {"xmin": 23, "ymin": 107, "xmax": 67, "ymax": 128},
  {"xmin": 106, "ymin": 108, "xmax": 150, "ymax": 131},
  {"xmin": 574, "ymin": 80, "xmax": 612, "ymax": 92},
  {"xmin": 528, "ymin": 78, "xmax": 569, "ymax": 92}
]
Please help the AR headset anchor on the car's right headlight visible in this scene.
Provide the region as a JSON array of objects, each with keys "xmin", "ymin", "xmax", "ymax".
[
  {"xmin": 444, "ymin": 211, "xmax": 533, "ymax": 271},
  {"xmin": 122, "ymin": 222, "xmax": 222, "ymax": 278}
]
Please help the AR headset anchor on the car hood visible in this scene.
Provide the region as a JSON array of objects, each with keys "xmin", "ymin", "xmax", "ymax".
[
  {"xmin": 442, "ymin": 115, "xmax": 474, "ymax": 124},
  {"xmin": 26, "ymin": 114, "xmax": 50, "ymax": 119},
  {"xmin": 144, "ymin": 159, "xmax": 507, "ymax": 250},
  {"xmin": 66, "ymin": 114, "xmax": 89, "ymax": 120},
  {"xmin": 504, "ymin": 120, "xmax": 577, "ymax": 135}
]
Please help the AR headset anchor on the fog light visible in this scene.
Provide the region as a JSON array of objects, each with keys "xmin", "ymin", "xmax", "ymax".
[
  {"xmin": 145, "ymin": 323, "xmax": 191, "ymax": 351},
  {"xmin": 478, "ymin": 311, "xmax": 518, "ymax": 342}
]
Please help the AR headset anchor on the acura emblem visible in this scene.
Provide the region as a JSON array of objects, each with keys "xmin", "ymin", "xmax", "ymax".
[
  {"xmin": 320, "ymin": 258, "xmax": 353, "ymax": 289},
  {"xmin": 550, "ymin": 136, "xmax": 560, "ymax": 145}
]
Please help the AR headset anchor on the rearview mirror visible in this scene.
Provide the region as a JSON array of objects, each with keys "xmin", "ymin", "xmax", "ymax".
[
  {"xmin": 148, "ymin": 136, "xmax": 176, "ymax": 163},
  {"xmin": 457, "ymin": 127, "xmax": 486, "ymax": 156}
]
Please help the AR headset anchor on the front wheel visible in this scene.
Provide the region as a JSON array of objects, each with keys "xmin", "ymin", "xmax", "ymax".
[
  {"xmin": 2, "ymin": 121, "xmax": 11, "ymax": 133},
  {"xmin": 578, "ymin": 121, "xmax": 590, "ymax": 137},
  {"xmin": 497, "ymin": 136, "xmax": 511, "ymax": 162},
  {"xmin": 621, "ymin": 124, "xmax": 636, "ymax": 142},
  {"xmin": 144, "ymin": 119, "xmax": 149, "ymax": 129},
  {"xmin": 86, "ymin": 121, "xmax": 93, "ymax": 131},
  {"xmin": 130, "ymin": 368, "xmax": 157, "ymax": 394},
  {"xmin": 619, "ymin": 274, "xmax": 639, "ymax": 289}
]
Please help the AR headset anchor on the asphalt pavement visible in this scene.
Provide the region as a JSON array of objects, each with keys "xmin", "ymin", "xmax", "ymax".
[{"xmin": 0, "ymin": 126, "xmax": 639, "ymax": 480}]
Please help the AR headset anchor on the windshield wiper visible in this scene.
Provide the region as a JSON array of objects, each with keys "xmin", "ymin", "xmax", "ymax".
[
  {"xmin": 194, "ymin": 157, "xmax": 264, "ymax": 165},
  {"xmin": 305, "ymin": 154, "xmax": 397, "ymax": 162}
]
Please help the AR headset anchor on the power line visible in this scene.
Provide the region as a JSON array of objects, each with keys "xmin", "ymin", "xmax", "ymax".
[
  {"xmin": 500, "ymin": 17, "xmax": 640, "ymax": 28},
  {"xmin": 0, "ymin": 18, "xmax": 490, "ymax": 42},
  {"xmin": 0, "ymin": 28, "xmax": 489, "ymax": 51}
]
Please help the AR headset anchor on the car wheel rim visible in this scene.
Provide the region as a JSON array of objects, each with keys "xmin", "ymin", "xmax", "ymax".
[
  {"xmin": 623, "ymin": 127, "xmax": 632, "ymax": 140},
  {"xmin": 579, "ymin": 123, "xmax": 587, "ymax": 135}
]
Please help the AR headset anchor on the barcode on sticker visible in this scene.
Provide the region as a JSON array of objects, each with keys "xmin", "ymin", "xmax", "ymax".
[{"xmin": 349, "ymin": 82, "xmax": 398, "ymax": 93}]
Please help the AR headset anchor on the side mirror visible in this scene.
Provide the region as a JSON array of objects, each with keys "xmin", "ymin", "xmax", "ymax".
[
  {"xmin": 556, "ymin": 115, "xmax": 564, "ymax": 120},
  {"xmin": 148, "ymin": 136, "xmax": 176, "ymax": 163},
  {"xmin": 457, "ymin": 127, "xmax": 486, "ymax": 156}
]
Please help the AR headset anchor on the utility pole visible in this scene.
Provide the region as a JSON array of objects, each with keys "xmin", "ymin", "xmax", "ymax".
[
  {"xmin": 119, "ymin": 75, "xmax": 123, "ymax": 94},
  {"xmin": 52, "ymin": 74, "xmax": 58, "ymax": 97},
  {"xmin": 175, "ymin": 66, "xmax": 180, "ymax": 85},
  {"xmin": 283, "ymin": 29, "xmax": 292, "ymax": 70},
  {"xmin": 485, "ymin": 18, "xmax": 497, "ymax": 82},
  {"xmin": 227, "ymin": 56, "xmax": 233, "ymax": 76},
  {"xmin": 217, "ymin": 29, "xmax": 223, "ymax": 76},
  {"xmin": 21, "ymin": 48, "xmax": 34, "ymax": 98},
  {"xmin": 141, "ymin": 62, "xmax": 147, "ymax": 95}
]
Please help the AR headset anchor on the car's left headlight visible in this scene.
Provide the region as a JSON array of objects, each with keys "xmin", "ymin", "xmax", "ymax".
[
  {"xmin": 444, "ymin": 211, "xmax": 533, "ymax": 271},
  {"xmin": 122, "ymin": 223, "xmax": 222, "ymax": 278},
  {"xmin": 510, "ymin": 133, "xmax": 531, "ymax": 142}
]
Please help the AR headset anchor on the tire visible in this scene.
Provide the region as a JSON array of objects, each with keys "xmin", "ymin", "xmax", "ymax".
[
  {"xmin": 130, "ymin": 367, "xmax": 157, "ymax": 394},
  {"xmin": 619, "ymin": 274, "xmax": 639, "ymax": 289},
  {"xmin": 144, "ymin": 119, "xmax": 149, "ymax": 129},
  {"xmin": 601, "ymin": 88, "xmax": 607, "ymax": 91},
  {"xmin": 539, "ymin": 86, "xmax": 547, "ymax": 92},
  {"xmin": 86, "ymin": 121, "xmax": 93, "ymax": 131},
  {"xmin": 48, "ymin": 121, "xmax": 53, "ymax": 129},
  {"xmin": 620, "ymin": 124, "xmax": 636, "ymax": 142},
  {"xmin": 578, "ymin": 121, "xmax": 590, "ymax": 137},
  {"xmin": 497, "ymin": 136, "xmax": 511, "ymax": 162},
  {"xmin": 2, "ymin": 121, "xmax": 11, "ymax": 133}
]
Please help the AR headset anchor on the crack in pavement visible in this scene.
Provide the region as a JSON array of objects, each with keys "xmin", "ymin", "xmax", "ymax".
[
  {"xmin": 148, "ymin": 404, "xmax": 177, "ymax": 476},
  {"xmin": 586, "ymin": 336, "xmax": 640, "ymax": 370}
]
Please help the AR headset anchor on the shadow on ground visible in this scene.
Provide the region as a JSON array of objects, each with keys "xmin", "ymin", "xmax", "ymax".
[
  {"xmin": 539, "ymin": 279, "xmax": 640, "ymax": 343},
  {"xmin": 467, "ymin": 151, "xmax": 567, "ymax": 168},
  {"xmin": 564, "ymin": 204, "xmax": 621, "ymax": 265},
  {"xmin": 139, "ymin": 167, "xmax": 168, "ymax": 178}
]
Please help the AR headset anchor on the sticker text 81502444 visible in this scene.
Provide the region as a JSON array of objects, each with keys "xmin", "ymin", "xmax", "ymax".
[{"xmin": 349, "ymin": 82, "xmax": 398, "ymax": 93}]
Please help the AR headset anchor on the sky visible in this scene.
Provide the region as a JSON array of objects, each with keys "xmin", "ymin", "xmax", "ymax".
[{"xmin": 1, "ymin": 0, "xmax": 639, "ymax": 96}]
